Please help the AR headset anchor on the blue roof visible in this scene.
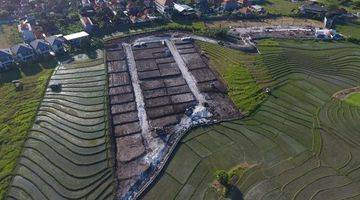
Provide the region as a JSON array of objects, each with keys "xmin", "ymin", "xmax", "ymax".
[
  {"xmin": 30, "ymin": 39, "xmax": 50, "ymax": 51},
  {"xmin": 10, "ymin": 43, "xmax": 33, "ymax": 55}
]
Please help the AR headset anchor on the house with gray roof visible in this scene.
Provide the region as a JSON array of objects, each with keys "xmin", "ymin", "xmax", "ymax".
[
  {"xmin": 45, "ymin": 36, "xmax": 65, "ymax": 54},
  {"xmin": 0, "ymin": 49, "xmax": 15, "ymax": 71},
  {"xmin": 10, "ymin": 43, "xmax": 36, "ymax": 62},
  {"xmin": 300, "ymin": 3, "xmax": 328, "ymax": 18},
  {"xmin": 30, "ymin": 39, "xmax": 51, "ymax": 56}
]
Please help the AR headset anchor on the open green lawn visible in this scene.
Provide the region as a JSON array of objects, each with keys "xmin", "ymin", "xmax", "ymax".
[
  {"xmin": 345, "ymin": 92, "xmax": 360, "ymax": 106},
  {"xmin": 0, "ymin": 62, "xmax": 56, "ymax": 198},
  {"xmin": 143, "ymin": 40, "xmax": 360, "ymax": 200},
  {"xmin": 336, "ymin": 20, "xmax": 360, "ymax": 39}
]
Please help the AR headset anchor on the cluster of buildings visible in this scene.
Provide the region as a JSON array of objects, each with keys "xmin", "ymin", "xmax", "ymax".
[
  {"xmin": 0, "ymin": 36, "xmax": 65, "ymax": 71},
  {"xmin": 0, "ymin": 29, "xmax": 92, "ymax": 71},
  {"xmin": 300, "ymin": 1, "xmax": 357, "ymax": 28},
  {"xmin": 77, "ymin": 0, "xmax": 267, "ymax": 29},
  {"xmin": 154, "ymin": 0, "xmax": 266, "ymax": 16}
]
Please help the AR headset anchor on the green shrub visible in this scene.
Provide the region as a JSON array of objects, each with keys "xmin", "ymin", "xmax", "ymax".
[{"xmin": 215, "ymin": 170, "xmax": 230, "ymax": 186}]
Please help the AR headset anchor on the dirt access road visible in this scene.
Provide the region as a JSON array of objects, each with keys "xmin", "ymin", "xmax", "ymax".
[{"xmin": 206, "ymin": 17, "xmax": 324, "ymax": 29}]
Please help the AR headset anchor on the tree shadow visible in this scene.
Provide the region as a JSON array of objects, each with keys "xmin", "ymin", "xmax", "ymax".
[
  {"xmin": 19, "ymin": 63, "xmax": 42, "ymax": 76},
  {"xmin": 40, "ymin": 57, "xmax": 59, "ymax": 69},
  {"xmin": 228, "ymin": 185, "xmax": 244, "ymax": 200},
  {"xmin": 84, "ymin": 49, "xmax": 99, "ymax": 59},
  {"xmin": 0, "ymin": 67, "xmax": 22, "ymax": 84},
  {"xmin": 0, "ymin": 56, "xmax": 60, "ymax": 84}
]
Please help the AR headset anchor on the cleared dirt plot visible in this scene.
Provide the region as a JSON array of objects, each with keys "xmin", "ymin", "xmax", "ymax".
[
  {"xmin": 6, "ymin": 57, "xmax": 115, "ymax": 199},
  {"xmin": 174, "ymin": 40, "xmax": 241, "ymax": 119},
  {"xmin": 105, "ymin": 39, "xmax": 241, "ymax": 199},
  {"xmin": 142, "ymin": 40, "xmax": 360, "ymax": 200}
]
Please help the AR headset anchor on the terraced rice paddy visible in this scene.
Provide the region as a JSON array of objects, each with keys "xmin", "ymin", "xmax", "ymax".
[
  {"xmin": 6, "ymin": 57, "xmax": 115, "ymax": 199},
  {"xmin": 0, "ymin": 66, "xmax": 54, "ymax": 199},
  {"xmin": 142, "ymin": 40, "xmax": 360, "ymax": 200},
  {"xmin": 196, "ymin": 41, "xmax": 269, "ymax": 114}
]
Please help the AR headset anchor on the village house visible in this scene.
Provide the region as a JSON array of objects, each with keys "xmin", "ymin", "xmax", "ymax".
[
  {"xmin": 195, "ymin": 0, "xmax": 209, "ymax": 12},
  {"xmin": 315, "ymin": 28, "xmax": 343, "ymax": 40},
  {"xmin": 10, "ymin": 43, "xmax": 36, "ymax": 62},
  {"xmin": 80, "ymin": 16, "xmax": 96, "ymax": 33},
  {"xmin": 251, "ymin": 4, "xmax": 265, "ymax": 14},
  {"xmin": 238, "ymin": 0, "xmax": 251, "ymax": 6},
  {"xmin": 0, "ymin": 49, "xmax": 15, "ymax": 71},
  {"xmin": 222, "ymin": 0, "xmax": 239, "ymax": 12},
  {"xmin": 154, "ymin": 0, "xmax": 173, "ymax": 15},
  {"xmin": 300, "ymin": 2, "xmax": 327, "ymax": 18},
  {"xmin": 173, "ymin": 3, "xmax": 197, "ymax": 17},
  {"xmin": 63, "ymin": 31, "xmax": 90, "ymax": 47},
  {"xmin": 18, "ymin": 20, "xmax": 36, "ymax": 43},
  {"xmin": 45, "ymin": 36, "xmax": 65, "ymax": 54},
  {"xmin": 30, "ymin": 39, "xmax": 51, "ymax": 57}
]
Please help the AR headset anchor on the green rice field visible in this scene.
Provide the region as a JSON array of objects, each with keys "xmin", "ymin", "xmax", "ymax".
[
  {"xmin": 0, "ymin": 63, "xmax": 55, "ymax": 199},
  {"xmin": 142, "ymin": 40, "xmax": 360, "ymax": 200},
  {"xmin": 5, "ymin": 57, "xmax": 115, "ymax": 199}
]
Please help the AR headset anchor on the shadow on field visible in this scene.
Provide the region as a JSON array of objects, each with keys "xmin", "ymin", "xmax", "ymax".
[
  {"xmin": 85, "ymin": 50, "xmax": 99, "ymax": 59},
  {"xmin": 20, "ymin": 63, "xmax": 42, "ymax": 76},
  {"xmin": 0, "ymin": 57, "xmax": 59, "ymax": 84},
  {"xmin": 229, "ymin": 186, "xmax": 244, "ymax": 200},
  {"xmin": 0, "ymin": 67, "xmax": 22, "ymax": 84}
]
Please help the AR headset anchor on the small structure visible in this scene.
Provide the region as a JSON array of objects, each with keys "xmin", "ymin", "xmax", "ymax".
[
  {"xmin": 195, "ymin": 0, "xmax": 209, "ymax": 12},
  {"xmin": 300, "ymin": 3, "xmax": 327, "ymax": 18},
  {"xmin": 0, "ymin": 49, "xmax": 15, "ymax": 71},
  {"xmin": 251, "ymin": 5, "xmax": 265, "ymax": 14},
  {"xmin": 80, "ymin": 16, "xmax": 96, "ymax": 33},
  {"xmin": 238, "ymin": 0, "xmax": 251, "ymax": 6},
  {"xmin": 10, "ymin": 43, "xmax": 36, "ymax": 62},
  {"xmin": 222, "ymin": 0, "xmax": 239, "ymax": 12},
  {"xmin": 18, "ymin": 20, "xmax": 36, "ymax": 43},
  {"xmin": 174, "ymin": 3, "xmax": 196, "ymax": 16},
  {"xmin": 154, "ymin": 0, "xmax": 173, "ymax": 15},
  {"xmin": 45, "ymin": 35, "xmax": 65, "ymax": 54},
  {"xmin": 82, "ymin": 0, "xmax": 92, "ymax": 6},
  {"xmin": 239, "ymin": 7, "xmax": 253, "ymax": 16},
  {"xmin": 315, "ymin": 29, "xmax": 343, "ymax": 40},
  {"xmin": 12, "ymin": 80, "xmax": 23, "ymax": 91},
  {"xmin": 30, "ymin": 39, "xmax": 51, "ymax": 56},
  {"xmin": 63, "ymin": 31, "xmax": 90, "ymax": 47},
  {"xmin": 49, "ymin": 81, "xmax": 62, "ymax": 92}
]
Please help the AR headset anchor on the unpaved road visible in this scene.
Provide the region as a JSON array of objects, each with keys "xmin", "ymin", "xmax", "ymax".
[{"xmin": 166, "ymin": 40, "xmax": 207, "ymax": 104}]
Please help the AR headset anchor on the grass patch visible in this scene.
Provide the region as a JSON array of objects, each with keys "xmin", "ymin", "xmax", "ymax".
[
  {"xmin": 196, "ymin": 41, "xmax": 267, "ymax": 114},
  {"xmin": 336, "ymin": 20, "xmax": 360, "ymax": 40},
  {"xmin": 261, "ymin": 0, "xmax": 300, "ymax": 15},
  {"xmin": 345, "ymin": 92, "xmax": 360, "ymax": 106},
  {"xmin": 0, "ymin": 63, "xmax": 55, "ymax": 198},
  {"xmin": 0, "ymin": 24, "xmax": 23, "ymax": 49}
]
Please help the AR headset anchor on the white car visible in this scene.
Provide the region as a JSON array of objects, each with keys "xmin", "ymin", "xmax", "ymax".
[
  {"xmin": 181, "ymin": 37, "xmax": 193, "ymax": 41},
  {"xmin": 133, "ymin": 42, "xmax": 146, "ymax": 47}
]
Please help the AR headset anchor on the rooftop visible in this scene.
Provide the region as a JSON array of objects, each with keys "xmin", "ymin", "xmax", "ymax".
[
  {"xmin": 174, "ymin": 3, "xmax": 194, "ymax": 13},
  {"xmin": 63, "ymin": 31, "xmax": 90, "ymax": 41}
]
